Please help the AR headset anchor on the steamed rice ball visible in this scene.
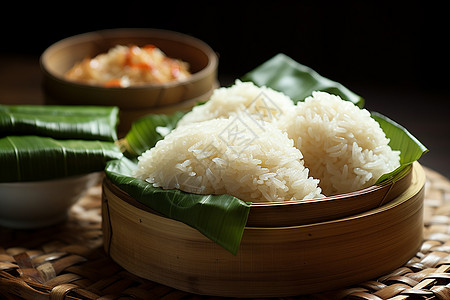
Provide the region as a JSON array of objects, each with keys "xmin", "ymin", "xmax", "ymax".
[
  {"xmin": 176, "ymin": 80, "xmax": 295, "ymax": 127},
  {"xmin": 134, "ymin": 116, "xmax": 324, "ymax": 202},
  {"xmin": 281, "ymin": 91, "xmax": 400, "ymax": 196}
]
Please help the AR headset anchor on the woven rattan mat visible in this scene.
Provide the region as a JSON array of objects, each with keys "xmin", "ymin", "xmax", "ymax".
[{"xmin": 1, "ymin": 166, "xmax": 450, "ymax": 300}]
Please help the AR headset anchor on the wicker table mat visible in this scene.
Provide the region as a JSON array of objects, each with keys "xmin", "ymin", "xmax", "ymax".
[{"xmin": 1, "ymin": 166, "xmax": 449, "ymax": 300}]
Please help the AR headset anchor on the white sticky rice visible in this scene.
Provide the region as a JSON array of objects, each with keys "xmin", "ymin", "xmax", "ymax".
[
  {"xmin": 134, "ymin": 116, "xmax": 324, "ymax": 202},
  {"xmin": 176, "ymin": 80, "xmax": 295, "ymax": 127},
  {"xmin": 279, "ymin": 91, "xmax": 401, "ymax": 195}
]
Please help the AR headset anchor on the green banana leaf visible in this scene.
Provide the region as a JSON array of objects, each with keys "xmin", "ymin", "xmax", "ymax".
[
  {"xmin": 372, "ymin": 112, "xmax": 429, "ymax": 183},
  {"xmin": 241, "ymin": 53, "xmax": 365, "ymax": 107},
  {"xmin": 105, "ymin": 157, "xmax": 251, "ymax": 255},
  {"xmin": 0, "ymin": 105, "xmax": 119, "ymax": 142},
  {"xmin": 0, "ymin": 135, "xmax": 123, "ymax": 182},
  {"xmin": 0, "ymin": 104, "xmax": 122, "ymax": 183},
  {"xmin": 119, "ymin": 111, "xmax": 185, "ymax": 157}
]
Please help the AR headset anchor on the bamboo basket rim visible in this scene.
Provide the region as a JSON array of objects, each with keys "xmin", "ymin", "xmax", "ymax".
[
  {"xmin": 104, "ymin": 162, "xmax": 424, "ymax": 233},
  {"xmin": 251, "ymin": 163, "xmax": 412, "ymax": 207},
  {"xmin": 103, "ymin": 163, "xmax": 414, "ymax": 227}
]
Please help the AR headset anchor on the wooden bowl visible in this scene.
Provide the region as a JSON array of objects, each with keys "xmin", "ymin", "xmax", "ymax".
[
  {"xmin": 40, "ymin": 28, "xmax": 218, "ymax": 135},
  {"xmin": 101, "ymin": 162, "xmax": 425, "ymax": 297}
]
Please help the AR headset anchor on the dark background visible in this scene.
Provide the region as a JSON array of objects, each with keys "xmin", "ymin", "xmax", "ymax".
[
  {"xmin": 1, "ymin": 1, "xmax": 447, "ymax": 88},
  {"xmin": 1, "ymin": 0, "xmax": 449, "ymax": 178}
]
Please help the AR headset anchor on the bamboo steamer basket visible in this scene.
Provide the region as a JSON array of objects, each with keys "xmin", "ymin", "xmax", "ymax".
[{"xmin": 101, "ymin": 162, "xmax": 425, "ymax": 297}]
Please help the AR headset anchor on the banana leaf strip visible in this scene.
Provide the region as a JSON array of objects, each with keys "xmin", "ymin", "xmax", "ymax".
[
  {"xmin": 241, "ymin": 53, "xmax": 364, "ymax": 107},
  {"xmin": 119, "ymin": 111, "xmax": 185, "ymax": 157},
  {"xmin": 372, "ymin": 112, "xmax": 429, "ymax": 183},
  {"xmin": 0, "ymin": 105, "xmax": 119, "ymax": 142},
  {"xmin": 0, "ymin": 135, "xmax": 123, "ymax": 182},
  {"xmin": 105, "ymin": 157, "xmax": 251, "ymax": 255}
]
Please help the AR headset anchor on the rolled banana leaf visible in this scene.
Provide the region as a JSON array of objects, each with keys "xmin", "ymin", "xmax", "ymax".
[
  {"xmin": 0, "ymin": 105, "xmax": 119, "ymax": 141},
  {"xmin": 0, "ymin": 105, "xmax": 122, "ymax": 182},
  {"xmin": 0, "ymin": 135, "xmax": 123, "ymax": 182}
]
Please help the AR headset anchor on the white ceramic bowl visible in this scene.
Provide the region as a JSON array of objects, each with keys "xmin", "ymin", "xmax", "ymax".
[{"xmin": 0, "ymin": 172, "xmax": 100, "ymax": 229}]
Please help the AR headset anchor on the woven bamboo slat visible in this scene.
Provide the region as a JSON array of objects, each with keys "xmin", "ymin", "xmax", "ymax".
[{"xmin": 0, "ymin": 164, "xmax": 449, "ymax": 299}]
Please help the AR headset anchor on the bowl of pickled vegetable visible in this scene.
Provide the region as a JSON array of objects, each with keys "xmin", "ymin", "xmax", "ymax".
[{"xmin": 40, "ymin": 28, "xmax": 219, "ymax": 136}]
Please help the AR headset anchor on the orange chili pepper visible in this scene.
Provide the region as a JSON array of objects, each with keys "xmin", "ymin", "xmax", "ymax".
[
  {"xmin": 143, "ymin": 44, "xmax": 156, "ymax": 51},
  {"xmin": 104, "ymin": 79, "xmax": 123, "ymax": 87},
  {"xmin": 124, "ymin": 45, "xmax": 153, "ymax": 70}
]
